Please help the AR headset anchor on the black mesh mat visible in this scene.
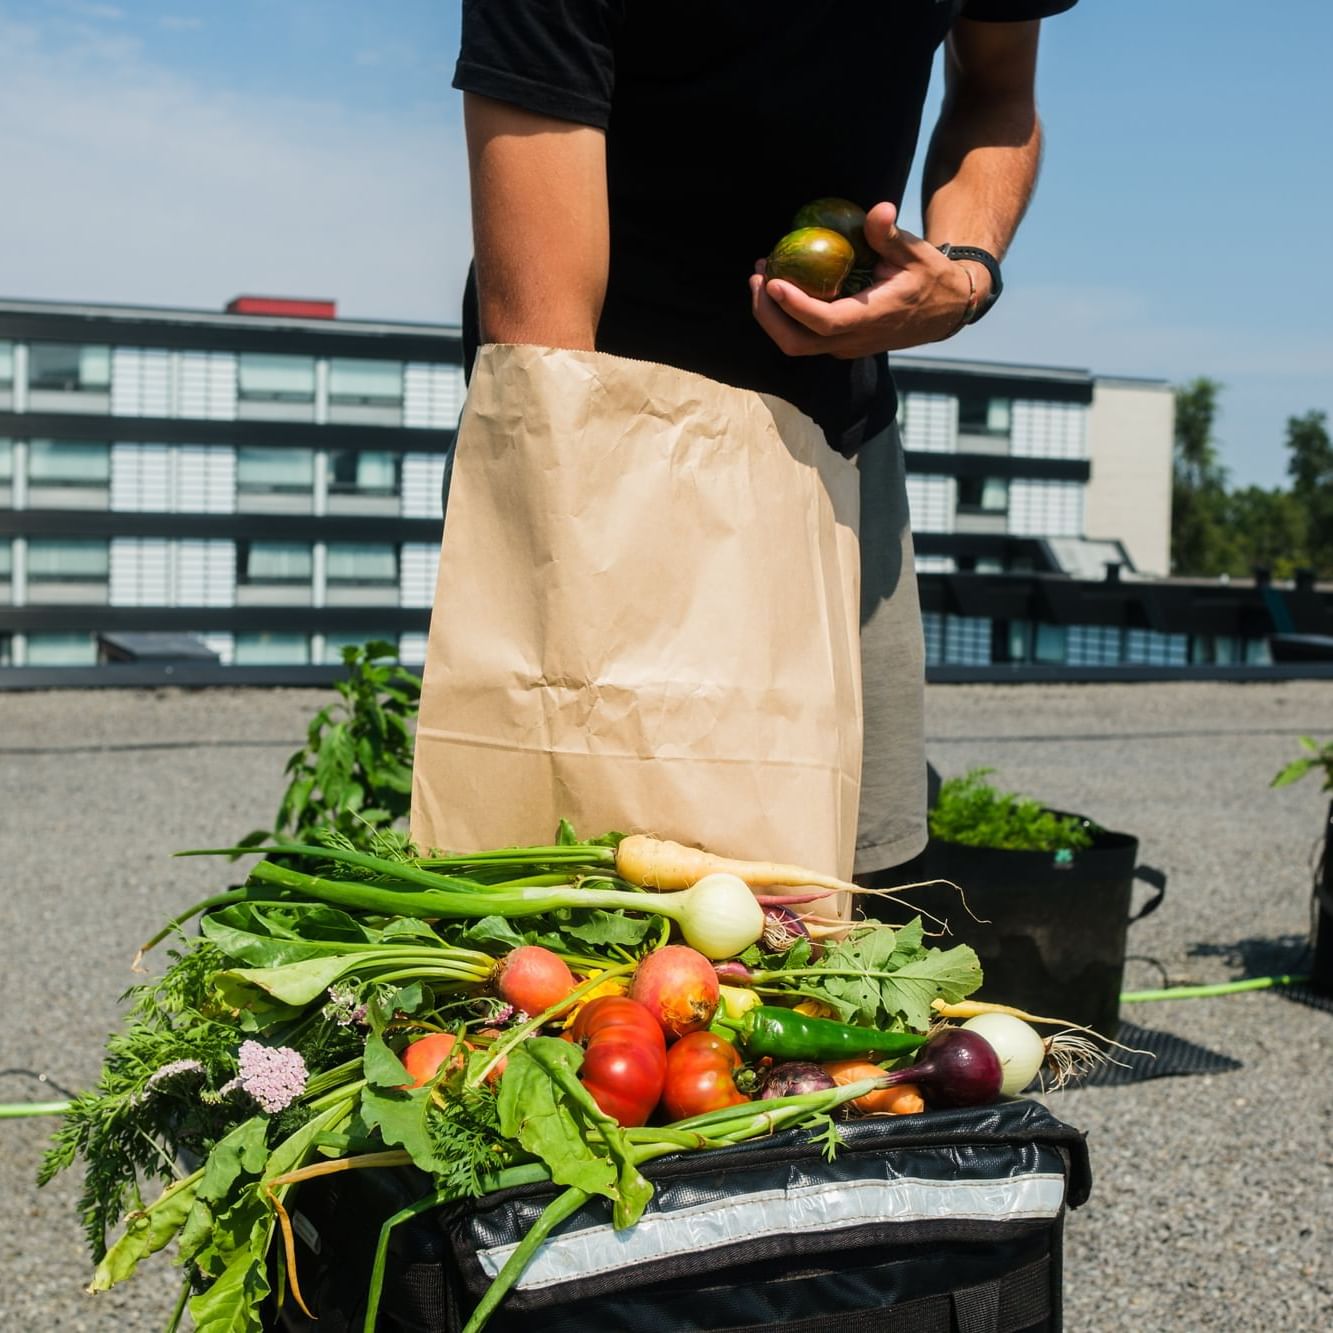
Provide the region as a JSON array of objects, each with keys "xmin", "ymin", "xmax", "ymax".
[
  {"xmin": 1070, "ymin": 1020, "xmax": 1242, "ymax": 1088},
  {"xmin": 1277, "ymin": 982, "xmax": 1333, "ymax": 1013}
]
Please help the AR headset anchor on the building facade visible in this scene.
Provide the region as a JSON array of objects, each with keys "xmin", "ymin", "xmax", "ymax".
[
  {"xmin": 0, "ymin": 298, "xmax": 464, "ymax": 668},
  {"xmin": 0, "ymin": 298, "xmax": 1177, "ymax": 674}
]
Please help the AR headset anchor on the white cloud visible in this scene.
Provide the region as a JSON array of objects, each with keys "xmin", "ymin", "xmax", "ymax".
[
  {"xmin": 159, "ymin": 15, "xmax": 204, "ymax": 32},
  {"xmin": 0, "ymin": 17, "xmax": 472, "ymax": 324},
  {"xmin": 52, "ymin": 0, "xmax": 125, "ymax": 20}
]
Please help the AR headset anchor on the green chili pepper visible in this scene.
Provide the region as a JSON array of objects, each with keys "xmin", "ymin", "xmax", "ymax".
[{"xmin": 736, "ymin": 1007, "xmax": 928, "ymax": 1062}]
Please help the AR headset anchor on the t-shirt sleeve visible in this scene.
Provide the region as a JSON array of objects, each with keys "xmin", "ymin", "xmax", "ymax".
[
  {"xmin": 453, "ymin": 0, "xmax": 624, "ymax": 129},
  {"xmin": 960, "ymin": 1, "xmax": 1077, "ymax": 19}
]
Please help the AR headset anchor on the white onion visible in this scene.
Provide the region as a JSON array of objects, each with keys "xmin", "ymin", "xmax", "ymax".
[
  {"xmin": 962, "ymin": 1012, "xmax": 1047, "ymax": 1095},
  {"xmin": 670, "ymin": 873, "xmax": 765, "ymax": 959}
]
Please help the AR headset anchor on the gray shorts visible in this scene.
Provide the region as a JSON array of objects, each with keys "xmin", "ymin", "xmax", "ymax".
[{"xmin": 854, "ymin": 424, "xmax": 928, "ymax": 874}]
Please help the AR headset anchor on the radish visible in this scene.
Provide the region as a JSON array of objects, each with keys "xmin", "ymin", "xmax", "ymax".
[{"xmin": 496, "ymin": 946, "xmax": 576, "ymax": 1016}]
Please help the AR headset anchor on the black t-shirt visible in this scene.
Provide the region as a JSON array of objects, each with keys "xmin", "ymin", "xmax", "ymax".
[{"xmin": 455, "ymin": 0, "xmax": 1076, "ymax": 454}]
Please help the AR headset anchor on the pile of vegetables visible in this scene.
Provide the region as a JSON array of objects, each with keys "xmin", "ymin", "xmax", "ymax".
[{"xmin": 41, "ymin": 823, "xmax": 1108, "ymax": 1333}]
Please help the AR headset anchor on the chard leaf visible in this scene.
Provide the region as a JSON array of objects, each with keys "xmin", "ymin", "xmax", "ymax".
[
  {"xmin": 89, "ymin": 1169, "xmax": 203, "ymax": 1291},
  {"xmin": 498, "ymin": 1040, "xmax": 617, "ymax": 1200},
  {"xmin": 216, "ymin": 954, "xmax": 374, "ymax": 1006},
  {"xmin": 378, "ymin": 917, "xmax": 441, "ymax": 943},
  {"xmin": 202, "ymin": 904, "xmax": 374, "ymax": 966}
]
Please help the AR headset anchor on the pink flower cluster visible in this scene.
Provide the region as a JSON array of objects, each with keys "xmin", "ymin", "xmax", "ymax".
[{"xmin": 236, "ymin": 1040, "xmax": 308, "ymax": 1114}]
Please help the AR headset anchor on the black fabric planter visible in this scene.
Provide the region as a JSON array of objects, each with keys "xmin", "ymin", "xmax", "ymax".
[{"xmin": 867, "ymin": 817, "xmax": 1165, "ymax": 1038}]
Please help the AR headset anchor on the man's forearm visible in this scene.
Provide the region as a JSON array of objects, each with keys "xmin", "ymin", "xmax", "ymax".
[
  {"xmin": 921, "ymin": 89, "xmax": 1042, "ymax": 261},
  {"xmin": 920, "ymin": 18, "xmax": 1046, "ymax": 296},
  {"xmin": 465, "ymin": 93, "xmax": 610, "ymax": 350}
]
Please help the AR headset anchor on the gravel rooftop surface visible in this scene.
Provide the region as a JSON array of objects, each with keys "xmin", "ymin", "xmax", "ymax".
[{"xmin": 1, "ymin": 681, "xmax": 1330, "ymax": 1331}]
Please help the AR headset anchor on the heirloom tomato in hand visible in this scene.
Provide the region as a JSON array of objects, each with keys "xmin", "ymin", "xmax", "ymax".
[
  {"xmin": 661, "ymin": 1030, "xmax": 750, "ymax": 1122},
  {"xmin": 570, "ymin": 995, "xmax": 667, "ymax": 1127}
]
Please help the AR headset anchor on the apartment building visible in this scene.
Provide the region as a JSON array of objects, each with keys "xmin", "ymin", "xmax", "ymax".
[
  {"xmin": 0, "ymin": 297, "xmax": 1175, "ymax": 673},
  {"xmin": 0, "ymin": 297, "xmax": 463, "ymax": 668}
]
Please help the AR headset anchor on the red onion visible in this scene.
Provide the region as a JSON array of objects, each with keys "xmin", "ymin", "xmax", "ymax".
[
  {"xmin": 876, "ymin": 1028, "xmax": 1003, "ymax": 1108},
  {"xmin": 759, "ymin": 1062, "xmax": 837, "ymax": 1099}
]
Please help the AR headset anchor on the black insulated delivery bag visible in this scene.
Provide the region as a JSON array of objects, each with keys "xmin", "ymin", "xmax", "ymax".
[{"xmin": 270, "ymin": 1097, "xmax": 1091, "ymax": 1333}]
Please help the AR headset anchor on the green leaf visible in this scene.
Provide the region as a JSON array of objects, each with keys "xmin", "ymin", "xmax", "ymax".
[
  {"xmin": 215, "ymin": 954, "xmax": 371, "ymax": 1007},
  {"xmin": 876, "ymin": 944, "xmax": 983, "ymax": 1031},
  {"xmin": 89, "ymin": 1169, "xmax": 203, "ymax": 1291},
  {"xmin": 363, "ymin": 1031, "xmax": 412, "ymax": 1089},
  {"xmin": 188, "ymin": 1211, "xmax": 272, "ymax": 1333},
  {"xmin": 497, "ymin": 1039, "xmax": 619, "ymax": 1201},
  {"xmin": 201, "ymin": 906, "xmax": 374, "ymax": 967},
  {"xmin": 1271, "ymin": 757, "xmax": 1316, "ymax": 788},
  {"xmin": 197, "ymin": 1117, "xmax": 270, "ymax": 1205},
  {"xmin": 558, "ymin": 909, "xmax": 654, "ymax": 947},
  {"xmin": 359, "ymin": 1085, "xmax": 447, "ymax": 1175}
]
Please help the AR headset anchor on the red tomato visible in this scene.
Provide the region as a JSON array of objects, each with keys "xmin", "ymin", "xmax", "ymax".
[
  {"xmin": 661, "ymin": 1031, "xmax": 751, "ymax": 1122},
  {"xmin": 570, "ymin": 996, "xmax": 667, "ymax": 1127},
  {"xmin": 399, "ymin": 1033, "xmax": 469, "ymax": 1089}
]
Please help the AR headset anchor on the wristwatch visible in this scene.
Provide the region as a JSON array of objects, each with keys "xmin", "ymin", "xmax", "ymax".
[{"xmin": 937, "ymin": 245, "xmax": 1003, "ymax": 325}]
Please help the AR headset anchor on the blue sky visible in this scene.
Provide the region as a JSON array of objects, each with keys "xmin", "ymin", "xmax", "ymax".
[{"xmin": 0, "ymin": 0, "xmax": 1329, "ymax": 489}]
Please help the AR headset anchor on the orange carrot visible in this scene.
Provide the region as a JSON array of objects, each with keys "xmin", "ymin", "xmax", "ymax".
[{"xmin": 822, "ymin": 1059, "xmax": 925, "ymax": 1116}]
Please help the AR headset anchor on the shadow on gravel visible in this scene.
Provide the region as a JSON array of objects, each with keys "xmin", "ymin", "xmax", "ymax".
[{"xmin": 1187, "ymin": 931, "xmax": 1333, "ymax": 1013}]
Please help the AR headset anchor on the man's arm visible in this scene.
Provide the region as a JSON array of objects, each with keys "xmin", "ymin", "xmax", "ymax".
[
  {"xmin": 921, "ymin": 19, "xmax": 1044, "ymax": 299},
  {"xmin": 464, "ymin": 92, "xmax": 610, "ymax": 350},
  {"xmin": 749, "ymin": 20, "xmax": 1045, "ymax": 357}
]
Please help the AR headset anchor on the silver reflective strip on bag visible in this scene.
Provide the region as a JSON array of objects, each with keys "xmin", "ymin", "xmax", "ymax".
[{"xmin": 477, "ymin": 1171, "xmax": 1068, "ymax": 1290}]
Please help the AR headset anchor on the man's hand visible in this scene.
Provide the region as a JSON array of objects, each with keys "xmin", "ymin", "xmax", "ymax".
[{"xmin": 748, "ymin": 202, "xmax": 983, "ymax": 358}]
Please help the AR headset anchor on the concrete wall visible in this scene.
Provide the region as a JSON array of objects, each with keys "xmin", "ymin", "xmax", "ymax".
[{"xmin": 1085, "ymin": 377, "xmax": 1174, "ymax": 575}]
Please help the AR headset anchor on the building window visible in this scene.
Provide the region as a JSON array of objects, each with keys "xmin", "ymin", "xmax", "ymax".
[
  {"xmin": 956, "ymin": 476, "xmax": 1009, "ymax": 514},
  {"xmin": 237, "ymin": 541, "xmax": 313, "ymax": 584},
  {"xmin": 0, "ymin": 342, "xmax": 13, "ymax": 388},
  {"xmin": 1033, "ymin": 623, "xmax": 1067, "ymax": 664},
  {"xmin": 329, "ymin": 450, "xmax": 399, "ymax": 496},
  {"xmin": 329, "ymin": 359, "xmax": 403, "ymax": 407},
  {"xmin": 237, "ymin": 354, "xmax": 315, "ymax": 403},
  {"xmin": 0, "ymin": 438, "xmax": 11, "ymax": 482},
  {"xmin": 29, "ymin": 342, "xmax": 112, "ymax": 393},
  {"xmin": 957, "ymin": 393, "xmax": 1011, "ymax": 438},
  {"xmin": 27, "ymin": 537, "xmax": 110, "ymax": 582},
  {"xmin": 28, "ymin": 440, "xmax": 111, "ymax": 486},
  {"xmin": 326, "ymin": 542, "xmax": 398, "ymax": 586},
  {"xmin": 234, "ymin": 633, "xmax": 310, "ymax": 665},
  {"xmin": 236, "ymin": 447, "xmax": 314, "ymax": 494},
  {"xmin": 26, "ymin": 633, "xmax": 97, "ymax": 666},
  {"xmin": 320, "ymin": 632, "xmax": 398, "ymax": 665},
  {"xmin": 0, "ymin": 540, "xmax": 11, "ymax": 578}
]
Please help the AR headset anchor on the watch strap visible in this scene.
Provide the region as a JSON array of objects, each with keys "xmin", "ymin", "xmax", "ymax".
[{"xmin": 937, "ymin": 244, "xmax": 1003, "ymax": 324}]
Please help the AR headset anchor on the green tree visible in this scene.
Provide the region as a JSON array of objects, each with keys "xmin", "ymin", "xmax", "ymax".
[
  {"xmin": 1284, "ymin": 410, "xmax": 1333, "ymax": 574},
  {"xmin": 1171, "ymin": 378, "xmax": 1232, "ymax": 575},
  {"xmin": 1223, "ymin": 486, "xmax": 1308, "ymax": 579}
]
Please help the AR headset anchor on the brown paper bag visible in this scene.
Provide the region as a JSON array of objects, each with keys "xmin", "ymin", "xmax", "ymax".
[{"xmin": 410, "ymin": 344, "xmax": 862, "ymax": 878}]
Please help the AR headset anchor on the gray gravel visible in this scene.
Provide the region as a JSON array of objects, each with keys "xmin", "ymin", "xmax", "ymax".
[{"xmin": 2, "ymin": 681, "xmax": 1330, "ymax": 1330}]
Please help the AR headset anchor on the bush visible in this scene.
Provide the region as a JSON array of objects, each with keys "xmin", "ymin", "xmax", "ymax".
[{"xmin": 929, "ymin": 768, "xmax": 1095, "ymax": 854}]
